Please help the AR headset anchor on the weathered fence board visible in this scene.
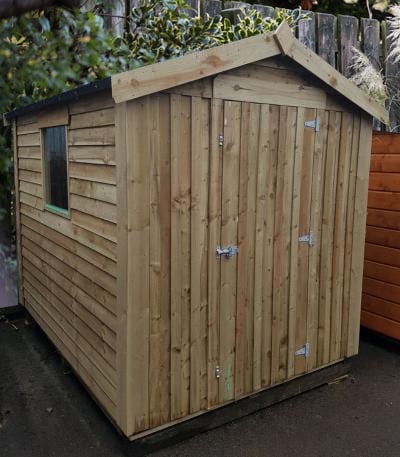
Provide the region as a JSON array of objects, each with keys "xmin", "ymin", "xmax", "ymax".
[
  {"xmin": 316, "ymin": 13, "xmax": 337, "ymax": 67},
  {"xmin": 338, "ymin": 15, "xmax": 359, "ymax": 77},
  {"xmin": 384, "ymin": 20, "xmax": 400, "ymax": 132},
  {"xmin": 298, "ymin": 11, "xmax": 316, "ymax": 52}
]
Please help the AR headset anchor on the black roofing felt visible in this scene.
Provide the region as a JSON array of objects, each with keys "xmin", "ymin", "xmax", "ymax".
[{"xmin": 4, "ymin": 77, "xmax": 111, "ymax": 122}]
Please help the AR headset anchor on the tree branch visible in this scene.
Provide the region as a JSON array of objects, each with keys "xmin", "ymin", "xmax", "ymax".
[{"xmin": 0, "ymin": 0, "xmax": 80, "ymax": 20}]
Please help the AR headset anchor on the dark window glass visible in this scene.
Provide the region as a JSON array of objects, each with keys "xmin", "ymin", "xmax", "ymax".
[{"xmin": 43, "ymin": 126, "xmax": 68, "ymax": 212}]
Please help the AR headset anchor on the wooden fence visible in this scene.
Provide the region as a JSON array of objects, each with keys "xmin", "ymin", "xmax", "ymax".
[{"xmin": 82, "ymin": 1, "xmax": 400, "ymax": 131}]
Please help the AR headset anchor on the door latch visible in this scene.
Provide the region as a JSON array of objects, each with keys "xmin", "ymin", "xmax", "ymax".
[{"xmin": 216, "ymin": 246, "xmax": 239, "ymax": 259}]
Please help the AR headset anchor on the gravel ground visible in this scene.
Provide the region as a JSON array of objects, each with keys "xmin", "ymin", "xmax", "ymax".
[{"xmin": 1, "ymin": 314, "xmax": 400, "ymax": 457}]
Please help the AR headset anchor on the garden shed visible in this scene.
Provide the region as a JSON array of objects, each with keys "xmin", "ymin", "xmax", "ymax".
[{"xmin": 5, "ymin": 22, "xmax": 388, "ymax": 442}]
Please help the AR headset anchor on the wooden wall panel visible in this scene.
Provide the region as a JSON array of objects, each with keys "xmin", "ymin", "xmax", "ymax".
[
  {"xmin": 362, "ymin": 134, "xmax": 400, "ymax": 339},
  {"xmin": 16, "ymin": 93, "xmax": 118, "ymax": 423}
]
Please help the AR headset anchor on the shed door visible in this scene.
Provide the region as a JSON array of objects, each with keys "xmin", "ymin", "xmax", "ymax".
[{"xmin": 208, "ymin": 100, "xmax": 353, "ymax": 408}]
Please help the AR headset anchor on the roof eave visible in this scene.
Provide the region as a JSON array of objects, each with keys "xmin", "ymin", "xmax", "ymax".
[{"xmin": 4, "ymin": 77, "xmax": 112, "ymax": 125}]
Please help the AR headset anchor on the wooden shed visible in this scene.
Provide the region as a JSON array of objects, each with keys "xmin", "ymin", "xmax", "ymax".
[
  {"xmin": 362, "ymin": 133, "xmax": 400, "ymax": 339},
  {"xmin": 5, "ymin": 22, "xmax": 388, "ymax": 442}
]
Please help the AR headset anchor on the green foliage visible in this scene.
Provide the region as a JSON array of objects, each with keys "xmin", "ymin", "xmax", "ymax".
[
  {"xmin": 0, "ymin": 7, "xmax": 126, "ymax": 225},
  {"xmin": 121, "ymin": 0, "xmax": 304, "ymax": 68},
  {"xmin": 0, "ymin": 0, "xmax": 304, "ymax": 226}
]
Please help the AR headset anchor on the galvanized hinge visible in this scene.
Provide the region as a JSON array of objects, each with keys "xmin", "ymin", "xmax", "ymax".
[
  {"xmin": 304, "ymin": 118, "xmax": 320, "ymax": 132},
  {"xmin": 216, "ymin": 246, "xmax": 239, "ymax": 259},
  {"xmin": 218, "ymin": 134, "xmax": 224, "ymax": 146},
  {"xmin": 215, "ymin": 366, "xmax": 221, "ymax": 379},
  {"xmin": 298, "ymin": 232, "xmax": 314, "ymax": 246},
  {"xmin": 295, "ymin": 343, "xmax": 310, "ymax": 358}
]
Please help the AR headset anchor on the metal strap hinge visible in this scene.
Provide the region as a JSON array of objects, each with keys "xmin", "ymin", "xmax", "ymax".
[
  {"xmin": 295, "ymin": 343, "xmax": 310, "ymax": 358},
  {"xmin": 216, "ymin": 246, "xmax": 239, "ymax": 259},
  {"xmin": 215, "ymin": 366, "xmax": 221, "ymax": 379},
  {"xmin": 298, "ymin": 232, "xmax": 314, "ymax": 246},
  {"xmin": 218, "ymin": 134, "xmax": 224, "ymax": 146},
  {"xmin": 304, "ymin": 118, "xmax": 320, "ymax": 132}
]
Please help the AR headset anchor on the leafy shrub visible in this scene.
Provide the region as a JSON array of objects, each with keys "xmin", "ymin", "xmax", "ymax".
[{"xmin": 0, "ymin": 0, "xmax": 303, "ymax": 228}]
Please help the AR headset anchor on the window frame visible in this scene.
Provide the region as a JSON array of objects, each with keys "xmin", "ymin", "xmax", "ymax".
[{"xmin": 40, "ymin": 124, "xmax": 70, "ymax": 219}]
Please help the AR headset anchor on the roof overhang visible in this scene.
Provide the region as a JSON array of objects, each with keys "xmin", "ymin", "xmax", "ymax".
[
  {"xmin": 111, "ymin": 21, "xmax": 388, "ymax": 125},
  {"xmin": 5, "ymin": 22, "xmax": 388, "ymax": 125}
]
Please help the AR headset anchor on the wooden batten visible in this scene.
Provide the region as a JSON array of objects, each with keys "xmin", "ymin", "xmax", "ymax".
[
  {"xmin": 13, "ymin": 120, "xmax": 24, "ymax": 305},
  {"xmin": 37, "ymin": 105, "xmax": 69, "ymax": 128}
]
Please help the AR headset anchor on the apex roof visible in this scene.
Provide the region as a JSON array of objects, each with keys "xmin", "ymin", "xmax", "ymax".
[{"xmin": 112, "ymin": 21, "xmax": 388, "ymax": 124}]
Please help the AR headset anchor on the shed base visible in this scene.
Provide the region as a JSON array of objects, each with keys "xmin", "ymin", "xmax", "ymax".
[{"xmin": 124, "ymin": 360, "xmax": 351, "ymax": 456}]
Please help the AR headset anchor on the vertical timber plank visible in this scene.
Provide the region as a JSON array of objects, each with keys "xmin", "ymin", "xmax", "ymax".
[
  {"xmin": 219, "ymin": 100, "xmax": 241, "ymax": 403},
  {"xmin": 279, "ymin": 106, "xmax": 296, "ymax": 382},
  {"xmin": 307, "ymin": 109, "xmax": 329, "ymax": 371},
  {"xmin": 298, "ymin": 12, "xmax": 316, "ymax": 52},
  {"xmin": 204, "ymin": 0, "xmax": 222, "ymax": 17},
  {"xmin": 361, "ymin": 18, "xmax": 381, "ymax": 72},
  {"xmin": 207, "ymin": 98, "xmax": 224, "ymax": 409},
  {"xmin": 317, "ymin": 111, "xmax": 341, "ymax": 366},
  {"xmin": 254, "ymin": 4, "xmax": 275, "ymax": 18},
  {"xmin": 384, "ymin": 20, "xmax": 400, "ymax": 132},
  {"xmin": 13, "ymin": 120, "xmax": 24, "ymax": 306},
  {"xmin": 248, "ymin": 105, "xmax": 269, "ymax": 390},
  {"xmin": 253, "ymin": 104, "xmax": 269, "ymax": 390},
  {"xmin": 170, "ymin": 94, "xmax": 191, "ymax": 420},
  {"xmin": 271, "ymin": 106, "xmax": 286, "ymax": 385},
  {"xmin": 126, "ymin": 98, "xmax": 151, "ymax": 433},
  {"xmin": 190, "ymin": 97, "xmax": 209, "ymax": 413},
  {"xmin": 330, "ymin": 112, "xmax": 353, "ymax": 361},
  {"xmin": 235, "ymin": 102, "xmax": 259, "ymax": 398},
  {"xmin": 338, "ymin": 15, "xmax": 359, "ymax": 78},
  {"xmin": 347, "ymin": 114, "xmax": 373, "ymax": 356},
  {"xmin": 341, "ymin": 115, "xmax": 361, "ymax": 357},
  {"xmin": 260, "ymin": 104, "xmax": 279, "ymax": 388},
  {"xmin": 149, "ymin": 94, "xmax": 171, "ymax": 427},
  {"xmin": 294, "ymin": 108, "xmax": 316, "ymax": 376},
  {"xmin": 316, "ymin": 13, "xmax": 337, "ymax": 67},
  {"xmin": 115, "ymin": 102, "xmax": 129, "ymax": 433},
  {"xmin": 361, "ymin": 18, "xmax": 381, "ymax": 131},
  {"xmin": 271, "ymin": 106, "xmax": 296, "ymax": 384},
  {"xmin": 287, "ymin": 107, "xmax": 304, "ymax": 379}
]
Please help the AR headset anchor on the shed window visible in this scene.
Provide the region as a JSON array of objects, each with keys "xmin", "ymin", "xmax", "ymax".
[{"xmin": 42, "ymin": 126, "xmax": 69, "ymax": 216}]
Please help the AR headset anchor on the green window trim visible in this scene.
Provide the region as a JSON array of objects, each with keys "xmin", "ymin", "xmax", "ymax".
[
  {"xmin": 42, "ymin": 125, "xmax": 69, "ymax": 215},
  {"xmin": 44, "ymin": 203, "xmax": 69, "ymax": 218}
]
